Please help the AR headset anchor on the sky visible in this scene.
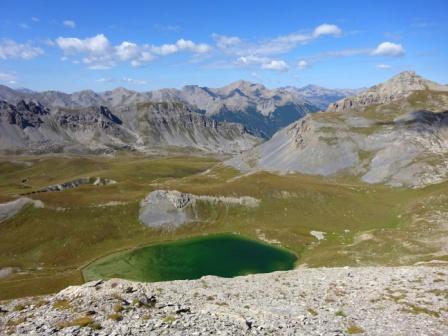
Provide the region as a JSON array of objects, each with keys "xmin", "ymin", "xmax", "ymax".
[{"xmin": 0, "ymin": 0, "xmax": 447, "ymax": 92}]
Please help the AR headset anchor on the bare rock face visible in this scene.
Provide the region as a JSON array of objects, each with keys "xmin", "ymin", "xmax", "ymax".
[
  {"xmin": 139, "ymin": 190, "xmax": 259, "ymax": 228},
  {"xmin": 0, "ymin": 100, "xmax": 49, "ymax": 129},
  {"xmin": 56, "ymin": 106, "xmax": 122, "ymax": 129},
  {"xmin": 139, "ymin": 190, "xmax": 193, "ymax": 228}
]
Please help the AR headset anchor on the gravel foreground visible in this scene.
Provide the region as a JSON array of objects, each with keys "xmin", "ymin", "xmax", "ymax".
[{"xmin": 1, "ymin": 266, "xmax": 447, "ymax": 335}]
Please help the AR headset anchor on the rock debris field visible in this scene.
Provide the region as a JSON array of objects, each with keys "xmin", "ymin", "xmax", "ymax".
[{"xmin": 1, "ymin": 266, "xmax": 447, "ymax": 335}]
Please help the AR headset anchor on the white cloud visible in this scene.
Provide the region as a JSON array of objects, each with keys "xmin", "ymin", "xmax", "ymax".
[
  {"xmin": 151, "ymin": 39, "xmax": 211, "ymax": 55},
  {"xmin": 151, "ymin": 43, "xmax": 178, "ymax": 55},
  {"xmin": 63, "ymin": 20, "xmax": 76, "ymax": 28},
  {"xmin": 235, "ymin": 55, "xmax": 270, "ymax": 65},
  {"xmin": 31, "ymin": 17, "xmax": 40, "ymax": 22},
  {"xmin": 298, "ymin": 60, "xmax": 309, "ymax": 69},
  {"xmin": 213, "ymin": 23, "xmax": 342, "ymax": 57},
  {"xmin": 299, "ymin": 41, "xmax": 406, "ymax": 68},
  {"xmin": 376, "ymin": 63, "xmax": 391, "ymax": 69},
  {"xmin": 19, "ymin": 23, "xmax": 29, "ymax": 29},
  {"xmin": 211, "ymin": 23, "xmax": 342, "ymax": 73},
  {"xmin": 55, "ymin": 34, "xmax": 211, "ymax": 69},
  {"xmin": 56, "ymin": 34, "xmax": 111, "ymax": 54},
  {"xmin": 115, "ymin": 41, "xmax": 140, "ymax": 60},
  {"xmin": 312, "ymin": 23, "xmax": 342, "ymax": 38},
  {"xmin": 234, "ymin": 55, "xmax": 288, "ymax": 71},
  {"xmin": 261, "ymin": 60, "xmax": 289, "ymax": 71},
  {"xmin": 0, "ymin": 39, "xmax": 44, "ymax": 60},
  {"xmin": 130, "ymin": 51, "xmax": 154, "ymax": 67},
  {"xmin": 82, "ymin": 55, "xmax": 115, "ymax": 69},
  {"xmin": 371, "ymin": 42, "xmax": 404, "ymax": 56},
  {"xmin": 122, "ymin": 77, "xmax": 147, "ymax": 85},
  {"xmin": 212, "ymin": 34, "xmax": 242, "ymax": 49},
  {"xmin": 0, "ymin": 72, "xmax": 17, "ymax": 84}
]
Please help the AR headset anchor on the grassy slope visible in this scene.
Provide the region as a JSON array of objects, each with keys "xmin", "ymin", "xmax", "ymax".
[
  {"xmin": 0, "ymin": 154, "xmax": 217, "ymax": 299},
  {"xmin": 0, "ymin": 154, "xmax": 447, "ymax": 299}
]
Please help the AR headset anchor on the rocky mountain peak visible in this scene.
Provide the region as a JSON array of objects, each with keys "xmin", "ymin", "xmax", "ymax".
[
  {"xmin": 221, "ymin": 80, "xmax": 266, "ymax": 96},
  {"xmin": 109, "ymin": 87, "xmax": 136, "ymax": 95},
  {"xmin": 327, "ymin": 71, "xmax": 448, "ymax": 112},
  {"xmin": 374, "ymin": 71, "xmax": 429, "ymax": 94}
]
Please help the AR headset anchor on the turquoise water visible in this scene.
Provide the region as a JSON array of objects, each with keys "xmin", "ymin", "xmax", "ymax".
[{"xmin": 83, "ymin": 234, "xmax": 297, "ymax": 282}]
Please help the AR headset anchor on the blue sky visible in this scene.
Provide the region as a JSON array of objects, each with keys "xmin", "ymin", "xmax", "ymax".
[{"xmin": 0, "ymin": 0, "xmax": 447, "ymax": 92}]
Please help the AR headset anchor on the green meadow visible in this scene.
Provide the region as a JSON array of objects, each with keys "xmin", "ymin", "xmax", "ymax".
[{"xmin": 0, "ymin": 153, "xmax": 446, "ymax": 299}]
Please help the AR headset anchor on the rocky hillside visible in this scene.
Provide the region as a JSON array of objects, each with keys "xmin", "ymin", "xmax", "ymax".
[
  {"xmin": 228, "ymin": 72, "xmax": 448, "ymax": 187},
  {"xmin": 0, "ymin": 100, "xmax": 260, "ymax": 155},
  {"xmin": 0, "ymin": 80, "xmax": 357, "ymax": 138},
  {"xmin": 1, "ymin": 266, "xmax": 446, "ymax": 335}
]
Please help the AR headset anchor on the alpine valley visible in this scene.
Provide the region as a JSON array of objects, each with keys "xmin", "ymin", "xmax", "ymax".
[{"xmin": 1, "ymin": 72, "xmax": 447, "ymax": 336}]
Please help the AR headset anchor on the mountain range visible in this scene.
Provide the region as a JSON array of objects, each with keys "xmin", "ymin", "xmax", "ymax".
[
  {"xmin": 0, "ymin": 81, "xmax": 355, "ymax": 138},
  {"xmin": 6, "ymin": 72, "xmax": 448, "ymax": 187},
  {"xmin": 0, "ymin": 81, "xmax": 355, "ymax": 154}
]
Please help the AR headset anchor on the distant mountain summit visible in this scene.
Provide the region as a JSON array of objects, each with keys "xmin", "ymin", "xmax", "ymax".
[
  {"xmin": 284, "ymin": 84, "xmax": 362, "ymax": 110},
  {"xmin": 228, "ymin": 72, "xmax": 448, "ymax": 187},
  {"xmin": 327, "ymin": 71, "xmax": 448, "ymax": 112}
]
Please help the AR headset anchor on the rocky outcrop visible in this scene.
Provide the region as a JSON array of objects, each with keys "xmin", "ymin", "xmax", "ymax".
[
  {"xmin": 327, "ymin": 71, "xmax": 448, "ymax": 113},
  {"xmin": 0, "ymin": 197, "xmax": 44, "ymax": 223},
  {"xmin": 56, "ymin": 106, "xmax": 123, "ymax": 130},
  {"xmin": 25, "ymin": 177, "xmax": 117, "ymax": 195},
  {"xmin": 0, "ymin": 267, "xmax": 20, "ymax": 279},
  {"xmin": 139, "ymin": 190, "xmax": 259, "ymax": 228},
  {"xmin": 1, "ymin": 266, "xmax": 446, "ymax": 335},
  {"xmin": 0, "ymin": 100, "xmax": 49, "ymax": 129}
]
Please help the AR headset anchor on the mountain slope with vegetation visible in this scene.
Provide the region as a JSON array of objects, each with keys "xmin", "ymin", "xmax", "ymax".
[{"xmin": 228, "ymin": 72, "xmax": 448, "ymax": 187}]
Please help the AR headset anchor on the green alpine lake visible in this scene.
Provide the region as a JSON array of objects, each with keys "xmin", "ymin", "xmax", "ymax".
[{"xmin": 83, "ymin": 234, "xmax": 297, "ymax": 282}]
